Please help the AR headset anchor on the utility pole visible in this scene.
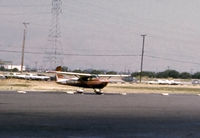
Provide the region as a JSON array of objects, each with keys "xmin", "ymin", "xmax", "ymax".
[
  {"xmin": 21, "ymin": 22, "xmax": 29, "ymax": 73},
  {"xmin": 140, "ymin": 34, "xmax": 146, "ymax": 83}
]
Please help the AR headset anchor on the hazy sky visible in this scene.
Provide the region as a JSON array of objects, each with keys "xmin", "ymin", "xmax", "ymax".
[{"xmin": 1, "ymin": 0, "xmax": 200, "ymax": 72}]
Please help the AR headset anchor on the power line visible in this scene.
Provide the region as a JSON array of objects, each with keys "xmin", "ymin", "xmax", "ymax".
[
  {"xmin": 0, "ymin": 12, "xmax": 50, "ymax": 16},
  {"xmin": 1, "ymin": 49, "xmax": 200, "ymax": 66},
  {"xmin": 0, "ymin": 49, "xmax": 139, "ymax": 57},
  {"xmin": 145, "ymin": 55, "xmax": 200, "ymax": 66},
  {"xmin": 0, "ymin": 4, "xmax": 50, "ymax": 7}
]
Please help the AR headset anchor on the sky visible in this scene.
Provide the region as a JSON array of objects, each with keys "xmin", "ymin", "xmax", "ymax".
[{"xmin": 1, "ymin": 0, "xmax": 200, "ymax": 72}]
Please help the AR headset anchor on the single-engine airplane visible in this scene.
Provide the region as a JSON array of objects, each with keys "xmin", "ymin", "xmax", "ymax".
[{"xmin": 48, "ymin": 66, "xmax": 130, "ymax": 94}]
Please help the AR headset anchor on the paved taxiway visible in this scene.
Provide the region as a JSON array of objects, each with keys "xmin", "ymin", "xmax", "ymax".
[{"xmin": 1, "ymin": 91, "xmax": 200, "ymax": 137}]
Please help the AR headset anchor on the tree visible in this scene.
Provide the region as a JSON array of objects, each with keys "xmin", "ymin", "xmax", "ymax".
[
  {"xmin": 142, "ymin": 71, "xmax": 156, "ymax": 78},
  {"xmin": 0, "ymin": 66, "xmax": 5, "ymax": 71},
  {"xmin": 106, "ymin": 71, "xmax": 117, "ymax": 75},
  {"xmin": 62, "ymin": 66, "xmax": 69, "ymax": 72},
  {"xmin": 131, "ymin": 71, "xmax": 156, "ymax": 78},
  {"xmin": 180, "ymin": 72, "xmax": 191, "ymax": 79},
  {"xmin": 192, "ymin": 72, "xmax": 200, "ymax": 79},
  {"xmin": 131, "ymin": 72, "xmax": 140, "ymax": 77},
  {"xmin": 156, "ymin": 71, "xmax": 167, "ymax": 78},
  {"xmin": 90, "ymin": 70, "xmax": 104, "ymax": 74},
  {"xmin": 168, "ymin": 70, "xmax": 180, "ymax": 78},
  {"xmin": 156, "ymin": 70, "xmax": 179, "ymax": 78},
  {"xmin": 12, "ymin": 68, "xmax": 19, "ymax": 72},
  {"xmin": 73, "ymin": 69, "xmax": 83, "ymax": 73}
]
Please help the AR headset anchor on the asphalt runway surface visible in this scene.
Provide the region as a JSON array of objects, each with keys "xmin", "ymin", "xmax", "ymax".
[{"xmin": 1, "ymin": 91, "xmax": 200, "ymax": 138}]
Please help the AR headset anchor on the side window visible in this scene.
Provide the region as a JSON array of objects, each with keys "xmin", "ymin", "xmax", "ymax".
[{"xmin": 80, "ymin": 77, "xmax": 89, "ymax": 81}]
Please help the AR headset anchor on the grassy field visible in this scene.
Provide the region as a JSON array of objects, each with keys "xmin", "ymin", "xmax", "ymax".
[{"xmin": 1, "ymin": 78, "xmax": 200, "ymax": 94}]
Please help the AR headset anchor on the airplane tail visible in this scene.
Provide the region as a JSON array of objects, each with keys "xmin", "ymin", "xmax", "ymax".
[
  {"xmin": 56, "ymin": 66, "xmax": 62, "ymax": 71},
  {"xmin": 55, "ymin": 66, "xmax": 64, "ymax": 81},
  {"xmin": 55, "ymin": 74, "xmax": 65, "ymax": 81}
]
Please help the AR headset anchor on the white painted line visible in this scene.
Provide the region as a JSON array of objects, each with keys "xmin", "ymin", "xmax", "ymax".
[
  {"xmin": 162, "ymin": 93, "xmax": 169, "ymax": 96},
  {"xmin": 121, "ymin": 93, "xmax": 127, "ymax": 95},
  {"xmin": 66, "ymin": 91, "xmax": 75, "ymax": 94},
  {"xmin": 197, "ymin": 94, "xmax": 200, "ymax": 96},
  {"xmin": 17, "ymin": 91, "xmax": 26, "ymax": 94}
]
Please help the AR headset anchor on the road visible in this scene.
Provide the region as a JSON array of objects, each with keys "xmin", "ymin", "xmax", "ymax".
[{"xmin": 1, "ymin": 91, "xmax": 200, "ymax": 137}]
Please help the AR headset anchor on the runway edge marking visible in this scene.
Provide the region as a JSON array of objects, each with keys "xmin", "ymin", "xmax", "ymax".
[
  {"xmin": 162, "ymin": 93, "xmax": 169, "ymax": 96},
  {"xmin": 17, "ymin": 91, "xmax": 27, "ymax": 94},
  {"xmin": 66, "ymin": 91, "xmax": 75, "ymax": 94}
]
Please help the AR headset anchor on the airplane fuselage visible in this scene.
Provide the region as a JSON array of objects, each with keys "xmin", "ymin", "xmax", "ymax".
[{"xmin": 57, "ymin": 78, "xmax": 109, "ymax": 89}]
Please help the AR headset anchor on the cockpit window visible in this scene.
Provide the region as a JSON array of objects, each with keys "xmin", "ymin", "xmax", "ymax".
[{"xmin": 79, "ymin": 75, "xmax": 98, "ymax": 81}]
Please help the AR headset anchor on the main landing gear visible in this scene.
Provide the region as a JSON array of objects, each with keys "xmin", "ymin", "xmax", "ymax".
[
  {"xmin": 94, "ymin": 89, "xmax": 103, "ymax": 95},
  {"xmin": 76, "ymin": 88, "xmax": 103, "ymax": 95},
  {"xmin": 76, "ymin": 89, "xmax": 84, "ymax": 94}
]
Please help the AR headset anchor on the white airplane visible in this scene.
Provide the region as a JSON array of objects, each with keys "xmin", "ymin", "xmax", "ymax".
[
  {"xmin": 148, "ymin": 79, "xmax": 182, "ymax": 85},
  {"xmin": 5, "ymin": 72, "xmax": 50, "ymax": 81},
  {"xmin": 25, "ymin": 73, "xmax": 50, "ymax": 81}
]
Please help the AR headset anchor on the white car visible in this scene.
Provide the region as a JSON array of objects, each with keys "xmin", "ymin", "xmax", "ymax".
[{"xmin": 0, "ymin": 74, "xmax": 5, "ymax": 79}]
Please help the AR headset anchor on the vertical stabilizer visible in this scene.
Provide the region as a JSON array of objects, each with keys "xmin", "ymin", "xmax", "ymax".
[{"xmin": 55, "ymin": 66, "xmax": 64, "ymax": 81}]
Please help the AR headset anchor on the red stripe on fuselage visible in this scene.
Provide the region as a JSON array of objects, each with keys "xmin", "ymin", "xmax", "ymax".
[{"xmin": 65, "ymin": 79, "xmax": 109, "ymax": 89}]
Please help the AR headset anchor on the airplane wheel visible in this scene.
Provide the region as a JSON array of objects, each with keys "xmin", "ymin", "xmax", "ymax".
[
  {"xmin": 95, "ymin": 92, "xmax": 103, "ymax": 95},
  {"xmin": 94, "ymin": 89, "xmax": 103, "ymax": 95},
  {"xmin": 76, "ymin": 89, "xmax": 84, "ymax": 94}
]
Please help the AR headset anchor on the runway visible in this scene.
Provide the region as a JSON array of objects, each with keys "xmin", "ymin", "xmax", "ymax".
[{"xmin": 1, "ymin": 91, "xmax": 200, "ymax": 137}]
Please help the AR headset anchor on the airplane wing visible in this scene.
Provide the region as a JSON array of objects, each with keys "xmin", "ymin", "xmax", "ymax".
[
  {"xmin": 47, "ymin": 66, "xmax": 130, "ymax": 78},
  {"xmin": 97, "ymin": 74, "xmax": 130, "ymax": 77},
  {"xmin": 48, "ymin": 71, "xmax": 130, "ymax": 78},
  {"xmin": 47, "ymin": 71, "xmax": 92, "ymax": 77}
]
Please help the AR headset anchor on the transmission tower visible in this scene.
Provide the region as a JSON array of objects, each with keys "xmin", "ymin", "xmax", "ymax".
[{"xmin": 44, "ymin": 0, "xmax": 63, "ymax": 69}]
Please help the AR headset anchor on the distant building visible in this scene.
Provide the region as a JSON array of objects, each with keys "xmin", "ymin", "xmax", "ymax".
[{"xmin": 3, "ymin": 65, "xmax": 26, "ymax": 71}]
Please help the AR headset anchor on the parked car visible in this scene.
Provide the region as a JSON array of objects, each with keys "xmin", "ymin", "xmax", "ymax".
[
  {"xmin": 0, "ymin": 74, "xmax": 5, "ymax": 79},
  {"xmin": 192, "ymin": 79, "xmax": 200, "ymax": 85}
]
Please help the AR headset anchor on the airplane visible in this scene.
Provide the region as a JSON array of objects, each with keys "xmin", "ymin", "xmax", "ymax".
[{"xmin": 48, "ymin": 66, "xmax": 130, "ymax": 94}]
